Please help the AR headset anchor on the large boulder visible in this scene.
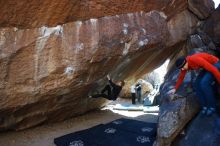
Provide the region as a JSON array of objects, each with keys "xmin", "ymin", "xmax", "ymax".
[
  {"xmin": 155, "ymin": 33, "xmax": 219, "ymax": 145},
  {"xmin": 154, "ymin": 63, "xmax": 200, "ymax": 146},
  {"xmin": 202, "ymin": 5, "xmax": 220, "ymax": 49},
  {"xmin": 188, "ymin": 0, "xmax": 215, "ymax": 20},
  {"xmin": 0, "ymin": 0, "xmax": 188, "ymax": 28},
  {"xmin": 166, "ymin": 10, "xmax": 199, "ymax": 46},
  {"xmin": 0, "ymin": 0, "xmax": 203, "ymax": 131},
  {"xmin": 172, "ymin": 104, "xmax": 220, "ymax": 146},
  {"xmin": 154, "ymin": 95, "xmax": 200, "ymax": 146}
]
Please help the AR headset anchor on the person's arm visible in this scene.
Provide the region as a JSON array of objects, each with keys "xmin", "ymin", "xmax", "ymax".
[
  {"xmin": 135, "ymin": 84, "xmax": 141, "ymax": 89},
  {"xmin": 107, "ymin": 74, "xmax": 110, "ymax": 80},
  {"xmin": 107, "ymin": 75, "xmax": 118, "ymax": 88},
  {"xmin": 175, "ymin": 70, "xmax": 187, "ymax": 90},
  {"xmin": 195, "ymin": 57, "xmax": 220, "ymax": 83}
]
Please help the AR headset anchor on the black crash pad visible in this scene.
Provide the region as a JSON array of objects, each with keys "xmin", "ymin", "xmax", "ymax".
[
  {"xmin": 106, "ymin": 118, "xmax": 157, "ymax": 136},
  {"xmin": 54, "ymin": 118, "xmax": 157, "ymax": 146}
]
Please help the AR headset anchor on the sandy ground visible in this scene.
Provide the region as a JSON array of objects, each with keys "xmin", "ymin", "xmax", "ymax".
[{"xmin": 0, "ymin": 100, "xmax": 158, "ymax": 146}]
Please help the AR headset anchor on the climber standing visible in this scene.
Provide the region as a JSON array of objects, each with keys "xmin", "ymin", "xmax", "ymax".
[
  {"xmin": 89, "ymin": 74, "xmax": 125, "ymax": 101},
  {"xmin": 173, "ymin": 52, "xmax": 220, "ymax": 116}
]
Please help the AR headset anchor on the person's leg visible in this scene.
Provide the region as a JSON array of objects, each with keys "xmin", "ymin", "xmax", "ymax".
[
  {"xmin": 90, "ymin": 93, "xmax": 112, "ymax": 100},
  {"xmin": 131, "ymin": 93, "xmax": 136, "ymax": 104},
  {"xmin": 214, "ymin": 118, "xmax": 220, "ymax": 135},
  {"xmin": 193, "ymin": 71, "xmax": 207, "ymax": 111},
  {"xmin": 200, "ymin": 73, "xmax": 216, "ymax": 107},
  {"xmin": 200, "ymin": 62, "xmax": 220, "ymax": 115},
  {"xmin": 137, "ymin": 90, "xmax": 141, "ymax": 103},
  {"xmin": 101, "ymin": 85, "xmax": 112, "ymax": 96}
]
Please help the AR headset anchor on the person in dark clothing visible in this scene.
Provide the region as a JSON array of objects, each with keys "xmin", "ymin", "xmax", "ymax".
[
  {"xmin": 89, "ymin": 75, "xmax": 125, "ymax": 101},
  {"xmin": 135, "ymin": 81, "xmax": 142, "ymax": 103},
  {"xmin": 173, "ymin": 53, "xmax": 220, "ymax": 116}
]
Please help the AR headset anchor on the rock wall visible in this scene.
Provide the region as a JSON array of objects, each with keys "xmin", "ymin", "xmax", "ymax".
[
  {"xmin": 0, "ymin": 0, "xmax": 213, "ymax": 131},
  {"xmin": 154, "ymin": 3, "xmax": 219, "ymax": 145},
  {"xmin": 202, "ymin": 4, "xmax": 220, "ymax": 49},
  {"xmin": 0, "ymin": 0, "xmax": 188, "ymax": 28}
]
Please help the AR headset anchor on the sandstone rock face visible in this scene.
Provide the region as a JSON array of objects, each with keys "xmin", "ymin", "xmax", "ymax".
[
  {"xmin": 0, "ymin": 0, "xmax": 204, "ymax": 131},
  {"xmin": 166, "ymin": 10, "xmax": 199, "ymax": 46},
  {"xmin": 188, "ymin": 0, "xmax": 215, "ymax": 19},
  {"xmin": 202, "ymin": 5, "xmax": 220, "ymax": 49},
  {"xmin": 0, "ymin": 0, "xmax": 188, "ymax": 28}
]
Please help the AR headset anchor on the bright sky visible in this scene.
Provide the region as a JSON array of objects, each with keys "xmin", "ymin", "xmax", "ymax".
[{"xmin": 213, "ymin": 0, "xmax": 220, "ymax": 8}]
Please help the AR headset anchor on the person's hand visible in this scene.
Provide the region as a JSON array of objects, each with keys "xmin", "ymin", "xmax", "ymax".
[
  {"xmin": 107, "ymin": 74, "xmax": 110, "ymax": 80},
  {"xmin": 168, "ymin": 88, "xmax": 176, "ymax": 95}
]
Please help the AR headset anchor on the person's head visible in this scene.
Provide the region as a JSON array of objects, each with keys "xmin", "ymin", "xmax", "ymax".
[
  {"xmin": 137, "ymin": 79, "xmax": 143, "ymax": 84},
  {"xmin": 118, "ymin": 80, "xmax": 125, "ymax": 87},
  {"xmin": 175, "ymin": 56, "xmax": 188, "ymax": 70}
]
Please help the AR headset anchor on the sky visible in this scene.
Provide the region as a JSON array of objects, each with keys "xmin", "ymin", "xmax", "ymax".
[{"xmin": 213, "ymin": 0, "xmax": 220, "ymax": 8}]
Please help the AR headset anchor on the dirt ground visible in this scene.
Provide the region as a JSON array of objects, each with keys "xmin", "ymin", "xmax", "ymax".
[{"xmin": 0, "ymin": 100, "xmax": 158, "ymax": 146}]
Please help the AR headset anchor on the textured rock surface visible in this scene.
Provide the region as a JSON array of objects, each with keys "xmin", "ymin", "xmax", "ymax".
[
  {"xmin": 202, "ymin": 5, "xmax": 220, "ymax": 49},
  {"xmin": 167, "ymin": 10, "xmax": 199, "ymax": 46},
  {"xmin": 188, "ymin": 0, "xmax": 215, "ymax": 19},
  {"xmin": 0, "ymin": 0, "xmax": 211, "ymax": 131},
  {"xmin": 154, "ymin": 48, "xmax": 200, "ymax": 146},
  {"xmin": 0, "ymin": 0, "xmax": 188, "ymax": 28},
  {"xmin": 154, "ymin": 28, "xmax": 219, "ymax": 145},
  {"xmin": 172, "ymin": 104, "xmax": 220, "ymax": 146},
  {"xmin": 155, "ymin": 95, "xmax": 200, "ymax": 146}
]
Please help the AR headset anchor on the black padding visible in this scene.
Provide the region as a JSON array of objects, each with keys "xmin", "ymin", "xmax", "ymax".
[
  {"xmin": 54, "ymin": 118, "xmax": 157, "ymax": 146},
  {"xmin": 106, "ymin": 118, "xmax": 157, "ymax": 137},
  {"xmin": 54, "ymin": 124, "xmax": 104, "ymax": 146}
]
